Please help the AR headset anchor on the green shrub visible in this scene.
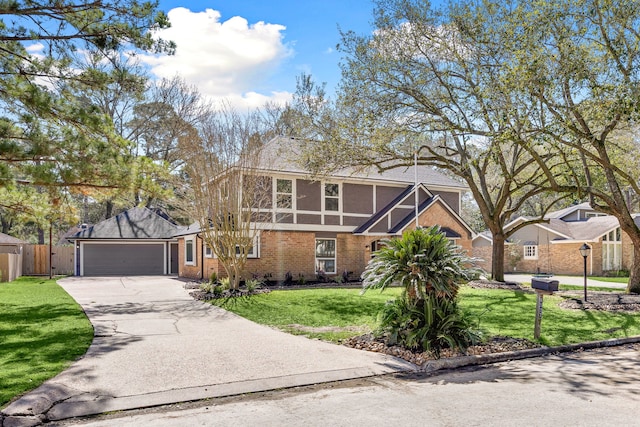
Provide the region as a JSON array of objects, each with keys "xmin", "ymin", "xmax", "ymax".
[
  {"xmin": 200, "ymin": 281, "xmax": 214, "ymax": 293},
  {"xmin": 363, "ymin": 226, "xmax": 480, "ymax": 357},
  {"xmin": 378, "ymin": 294, "xmax": 481, "ymax": 358},
  {"xmin": 245, "ymin": 278, "xmax": 262, "ymax": 292},
  {"xmin": 209, "ymin": 272, "xmax": 218, "ymax": 285},
  {"xmin": 219, "ymin": 277, "xmax": 231, "ymax": 290}
]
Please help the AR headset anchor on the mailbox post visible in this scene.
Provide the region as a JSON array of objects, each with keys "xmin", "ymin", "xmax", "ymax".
[{"xmin": 531, "ymin": 277, "xmax": 559, "ymax": 340}]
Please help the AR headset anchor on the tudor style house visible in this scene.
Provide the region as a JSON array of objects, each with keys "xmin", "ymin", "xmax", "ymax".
[
  {"xmin": 473, "ymin": 202, "xmax": 638, "ymax": 276},
  {"xmin": 174, "ymin": 136, "xmax": 474, "ymax": 282}
]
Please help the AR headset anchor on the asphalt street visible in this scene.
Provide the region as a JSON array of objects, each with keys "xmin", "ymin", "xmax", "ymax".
[{"xmin": 54, "ymin": 344, "xmax": 640, "ymax": 427}]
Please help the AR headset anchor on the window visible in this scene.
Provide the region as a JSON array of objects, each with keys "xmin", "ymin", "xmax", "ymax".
[
  {"xmin": 523, "ymin": 245, "xmax": 538, "ymax": 260},
  {"xmin": 603, "ymin": 227, "xmax": 622, "ymax": 271},
  {"xmin": 185, "ymin": 237, "xmax": 195, "ymax": 266},
  {"xmin": 315, "ymin": 238, "xmax": 336, "ymax": 274},
  {"xmin": 276, "ymin": 179, "xmax": 293, "ymax": 209},
  {"xmin": 204, "ymin": 244, "xmax": 213, "ymax": 258},
  {"xmin": 210, "ymin": 234, "xmax": 261, "ymax": 259},
  {"xmin": 585, "ymin": 212, "xmax": 606, "ymax": 218},
  {"xmin": 324, "ymin": 183, "xmax": 339, "ymax": 211},
  {"xmin": 236, "ymin": 234, "xmax": 260, "ymax": 259}
]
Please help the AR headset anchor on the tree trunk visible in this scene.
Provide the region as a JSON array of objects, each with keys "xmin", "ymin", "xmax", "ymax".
[
  {"xmin": 37, "ymin": 227, "xmax": 45, "ymax": 244},
  {"xmin": 626, "ymin": 232, "xmax": 640, "ymax": 294},
  {"xmin": 491, "ymin": 233, "xmax": 506, "ymax": 282},
  {"xmin": 105, "ymin": 200, "xmax": 114, "ymax": 219}
]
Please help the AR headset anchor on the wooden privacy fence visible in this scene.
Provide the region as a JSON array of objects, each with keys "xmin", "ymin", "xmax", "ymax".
[{"xmin": 23, "ymin": 245, "xmax": 74, "ymax": 276}]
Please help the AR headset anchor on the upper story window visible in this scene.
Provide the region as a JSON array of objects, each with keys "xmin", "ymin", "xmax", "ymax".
[
  {"xmin": 585, "ymin": 212, "xmax": 606, "ymax": 218},
  {"xmin": 276, "ymin": 179, "xmax": 293, "ymax": 209},
  {"xmin": 325, "ymin": 183, "xmax": 339, "ymax": 211}
]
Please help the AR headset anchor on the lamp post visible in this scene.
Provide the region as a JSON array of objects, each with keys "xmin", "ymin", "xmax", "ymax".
[{"xmin": 579, "ymin": 243, "xmax": 591, "ymax": 302}]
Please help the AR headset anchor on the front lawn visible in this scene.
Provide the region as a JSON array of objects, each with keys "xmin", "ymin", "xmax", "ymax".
[
  {"xmin": 215, "ymin": 286, "xmax": 640, "ymax": 347},
  {"xmin": 459, "ymin": 287, "xmax": 640, "ymax": 346},
  {"xmin": 0, "ymin": 277, "xmax": 93, "ymax": 408}
]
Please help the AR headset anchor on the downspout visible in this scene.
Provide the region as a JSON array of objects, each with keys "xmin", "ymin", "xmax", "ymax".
[
  {"xmin": 414, "ymin": 150, "xmax": 419, "ymax": 228},
  {"xmin": 198, "ymin": 233, "xmax": 204, "ymax": 280}
]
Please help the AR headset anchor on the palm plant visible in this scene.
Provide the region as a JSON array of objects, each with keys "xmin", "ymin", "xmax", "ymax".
[
  {"xmin": 362, "ymin": 226, "xmax": 481, "ymax": 357},
  {"xmin": 362, "ymin": 226, "xmax": 476, "ymax": 304}
]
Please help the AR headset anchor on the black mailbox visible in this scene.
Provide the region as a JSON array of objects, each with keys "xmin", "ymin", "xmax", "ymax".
[{"xmin": 531, "ymin": 277, "xmax": 559, "ymax": 292}]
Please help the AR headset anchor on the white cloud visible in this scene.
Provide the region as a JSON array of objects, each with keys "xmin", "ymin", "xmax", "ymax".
[
  {"xmin": 140, "ymin": 7, "xmax": 294, "ymax": 109},
  {"xmin": 25, "ymin": 43, "xmax": 44, "ymax": 54}
]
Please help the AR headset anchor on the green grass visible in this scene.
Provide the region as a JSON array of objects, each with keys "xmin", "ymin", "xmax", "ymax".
[
  {"xmin": 590, "ymin": 276, "xmax": 629, "ymax": 284},
  {"xmin": 458, "ymin": 287, "xmax": 640, "ymax": 346},
  {"xmin": 214, "ymin": 288, "xmax": 401, "ymax": 341},
  {"xmin": 215, "ymin": 286, "xmax": 640, "ymax": 348},
  {"xmin": 0, "ymin": 277, "xmax": 93, "ymax": 408}
]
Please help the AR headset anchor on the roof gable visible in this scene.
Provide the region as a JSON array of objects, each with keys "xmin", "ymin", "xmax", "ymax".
[
  {"xmin": 390, "ymin": 196, "xmax": 473, "ymax": 236},
  {"xmin": 354, "ymin": 184, "xmax": 436, "ymax": 234},
  {"xmin": 545, "ymin": 202, "xmax": 593, "ymax": 220},
  {"xmin": 69, "ymin": 207, "xmax": 178, "ymax": 240}
]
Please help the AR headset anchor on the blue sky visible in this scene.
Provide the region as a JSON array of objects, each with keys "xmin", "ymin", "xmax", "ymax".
[{"xmin": 150, "ymin": 1, "xmax": 378, "ymax": 108}]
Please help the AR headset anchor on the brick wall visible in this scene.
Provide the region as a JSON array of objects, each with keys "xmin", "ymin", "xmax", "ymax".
[
  {"xmin": 409, "ymin": 201, "xmax": 473, "ymax": 254},
  {"xmin": 471, "ymin": 246, "xmax": 492, "ymax": 274}
]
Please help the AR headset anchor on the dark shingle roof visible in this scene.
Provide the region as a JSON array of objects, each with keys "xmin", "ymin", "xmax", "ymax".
[{"xmin": 68, "ymin": 207, "xmax": 178, "ymax": 240}]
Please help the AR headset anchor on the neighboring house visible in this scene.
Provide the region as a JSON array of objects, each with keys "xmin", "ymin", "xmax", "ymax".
[
  {"xmin": 473, "ymin": 202, "xmax": 635, "ymax": 276},
  {"xmin": 471, "ymin": 232, "xmax": 493, "ymax": 273},
  {"xmin": 174, "ymin": 136, "xmax": 474, "ymax": 282},
  {"xmin": 0, "ymin": 232, "xmax": 26, "ymax": 282},
  {"xmin": 0, "ymin": 232, "xmax": 27, "ymax": 254},
  {"xmin": 68, "ymin": 207, "xmax": 179, "ymax": 276}
]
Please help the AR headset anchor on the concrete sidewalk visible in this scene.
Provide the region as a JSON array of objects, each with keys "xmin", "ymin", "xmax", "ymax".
[
  {"xmin": 504, "ymin": 273, "xmax": 627, "ymax": 289},
  {"xmin": 1, "ymin": 277, "xmax": 414, "ymax": 425}
]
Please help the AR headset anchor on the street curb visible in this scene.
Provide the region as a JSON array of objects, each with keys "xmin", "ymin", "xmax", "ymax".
[
  {"xmin": 0, "ymin": 365, "xmax": 416, "ymax": 427},
  {"xmin": 4, "ymin": 336, "xmax": 640, "ymax": 426},
  {"xmin": 420, "ymin": 335, "xmax": 640, "ymax": 373}
]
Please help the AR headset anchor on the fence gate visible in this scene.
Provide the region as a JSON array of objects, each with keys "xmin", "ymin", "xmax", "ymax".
[{"xmin": 23, "ymin": 245, "xmax": 74, "ymax": 276}]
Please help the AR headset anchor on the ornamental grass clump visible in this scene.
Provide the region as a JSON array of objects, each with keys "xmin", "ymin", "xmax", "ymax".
[{"xmin": 362, "ymin": 226, "xmax": 481, "ymax": 357}]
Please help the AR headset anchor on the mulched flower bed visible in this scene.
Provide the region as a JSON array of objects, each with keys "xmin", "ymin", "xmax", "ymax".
[
  {"xmin": 343, "ymin": 334, "xmax": 541, "ymax": 365},
  {"xmin": 189, "ymin": 287, "xmax": 271, "ymax": 301},
  {"xmin": 465, "ymin": 279, "xmax": 532, "ymax": 292},
  {"xmin": 558, "ymin": 291, "xmax": 640, "ymax": 312}
]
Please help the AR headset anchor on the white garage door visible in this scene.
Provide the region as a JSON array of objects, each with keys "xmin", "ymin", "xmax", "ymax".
[{"xmin": 81, "ymin": 243, "xmax": 165, "ymax": 276}]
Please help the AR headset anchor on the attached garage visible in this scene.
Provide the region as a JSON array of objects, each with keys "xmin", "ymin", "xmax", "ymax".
[
  {"xmin": 80, "ymin": 242, "xmax": 166, "ymax": 276},
  {"xmin": 69, "ymin": 207, "xmax": 179, "ymax": 277}
]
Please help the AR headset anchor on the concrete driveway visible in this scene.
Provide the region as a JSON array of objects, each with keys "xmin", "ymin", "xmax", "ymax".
[{"xmin": 2, "ymin": 277, "xmax": 414, "ymax": 423}]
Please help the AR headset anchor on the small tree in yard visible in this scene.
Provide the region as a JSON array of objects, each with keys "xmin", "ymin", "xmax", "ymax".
[
  {"xmin": 179, "ymin": 104, "xmax": 273, "ymax": 291},
  {"xmin": 362, "ymin": 226, "xmax": 481, "ymax": 357}
]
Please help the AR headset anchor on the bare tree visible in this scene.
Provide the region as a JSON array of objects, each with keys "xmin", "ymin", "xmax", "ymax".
[{"xmin": 179, "ymin": 104, "xmax": 273, "ymax": 290}]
